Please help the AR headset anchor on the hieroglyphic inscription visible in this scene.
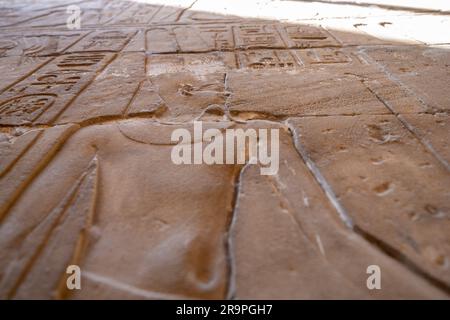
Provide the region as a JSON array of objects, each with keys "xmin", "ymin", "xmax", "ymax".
[
  {"xmin": 83, "ymin": 0, "xmax": 134, "ymax": 25},
  {"xmin": 237, "ymin": 50, "xmax": 302, "ymax": 69},
  {"xmin": 0, "ymin": 52, "xmax": 114, "ymax": 125},
  {"xmin": 0, "ymin": 33, "xmax": 82, "ymax": 59},
  {"xmin": 147, "ymin": 52, "xmax": 235, "ymax": 76},
  {"xmin": 0, "ymin": 94, "xmax": 56, "ymax": 123},
  {"xmin": 146, "ymin": 25, "xmax": 234, "ymax": 53},
  {"xmin": 146, "ymin": 23, "xmax": 341, "ymax": 53},
  {"xmin": 237, "ymin": 48, "xmax": 351, "ymax": 69},
  {"xmin": 234, "ymin": 24, "xmax": 286, "ymax": 49},
  {"xmin": 197, "ymin": 25, "xmax": 235, "ymax": 51},
  {"xmin": 69, "ymin": 30, "xmax": 134, "ymax": 52}
]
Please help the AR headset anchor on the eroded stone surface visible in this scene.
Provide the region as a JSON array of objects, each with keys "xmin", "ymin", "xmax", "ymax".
[
  {"xmin": 231, "ymin": 126, "xmax": 446, "ymax": 299},
  {"xmin": 0, "ymin": 31, "xmax": 86, "ymax": 92},
  {"xmin": 364, "ymin": 46, "xmax": 450, "ymax": 112},
  {"xmin": 400, "ymin": 113, "xmax": 450, "ymax": 168},
  {"xmin": 289, "ymin": 115, "xmax": 450, "ymax": 285},
  {"xmin": 0, "ymin": 0, "xmax": 449, "ymax": 300}
]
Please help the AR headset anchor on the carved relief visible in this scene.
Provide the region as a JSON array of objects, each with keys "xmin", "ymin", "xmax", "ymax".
[
  {"xmin": 147, "ymin": 52, "xmax": 235, "ymax": 76},
  {"xmin": 236, "ymin": 48, "xmax": 352, "ymax": 69},
  {"xmin": 299, "ymin": 48, "xmax": 351, "ymax": 64},
  {"xmin": 0, "ymin": 33, "xmax": 82, "ymax": 61},
  {"xmin": 83, "ymin": 0, "xmax": 134, "ymax": 25},
  {"xmin": 145, "ymin": 23, "xmax": 342, "ymax": 53},
  {"xmin": 146, "ymin": 25, "xmax": 235, "ymax": 53},
  {"xmin": 1, "ymin": 0, "xmax": 449, "ymax": 301},
  {"xmin": 69, "ymin": 30, "xmax": 134, "ymax": 52},
  {"xmin": 0, "ymin": 94, "xmax": 56, "ymax": 123},
  {"xmin": 109, "ymin": 3, "xmax": 161, "ymax": 25},
  {"xmin": 0, "ymin": 52, "xmax": 113, "ymax": 125},
  {"xmin": 197, "ymin": 25, "xmax": 235, "ymax": 51},
  {"xmin": 0, "ymin": 40, "xmax": 18, "ymax": 58},
  {"xmin": 0, "ymin": 150, "xmax": 97, "ymax": 299},
  {"xmin": 280, "ymin": 25, "xmax": 341, "ymax": 48},
  {"xmin": 146, "ymin": 27, "xmax": 179, "ymax": 53},
  {"xmin": 238, "ymin": 50, "xmax": 302, "ymax": 69}
]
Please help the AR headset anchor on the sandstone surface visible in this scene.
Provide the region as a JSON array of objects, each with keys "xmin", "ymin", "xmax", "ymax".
[{"xmin": 0, "ymin": 0, "xmax": 449, "ymax": 299}]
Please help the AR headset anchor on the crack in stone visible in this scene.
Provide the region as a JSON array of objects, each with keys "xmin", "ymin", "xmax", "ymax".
[
  {"xmin": 286, "ymin": 120, "xmax": 355, "ymax": 229},
  {"xmin": 285, "ymin": 119, "xmax": 450, "ymax": 296},
  {"xmin": 225, "ymin": 163, "xmax": 249, "ymax": 300}
]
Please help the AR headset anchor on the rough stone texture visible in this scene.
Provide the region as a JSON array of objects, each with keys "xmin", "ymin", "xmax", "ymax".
[
  {"xmin": 364, "ymin": 46, "xmax": 450, "ymax": 113},
  {"xmin": 288, "ymin": 115, "xmax": 450, "ymax": 286},
  {"xmin": 230, "ymin": 124, "xmax": 446, "ymax": 299},
  {"xmin": 0, "ymin": 0, "xmax": 449, "ymax": 299}
]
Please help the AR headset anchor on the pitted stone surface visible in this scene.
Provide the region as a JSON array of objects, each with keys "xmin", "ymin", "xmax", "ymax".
[{"xmin": 0, "ymin": 0, "xmax": 449, "ymax": 299}]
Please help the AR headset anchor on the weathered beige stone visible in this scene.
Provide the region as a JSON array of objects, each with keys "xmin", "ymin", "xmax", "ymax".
[
  {"xmin": 0, "ymin": 52, "xmax": 115, "ymax": 125},
  {"xmin": 0, "ymin": 31, "xmax": 86, "ymax": 92},
  {"xmin": 146, "ymin": 23, "xmax": 341, "ymax": 54},
  {"xmin": 364, "ymin": 46, "xmax": 450, "ymax": 112},
  {"xmin": 231, "ymin": 125, "xmax": 447, "ymax": 299},
  {"xmin": 0, "ymin": 120, "xmax": 240, "ymax": 299},
  {"xmin": 400, "ymin": 113, "xmax": 450, "ymax": 168},
  {"xmin": 56, "ymin": 53, "xmax": 146, "ymax": 124},
  {"xmin": 289, "ymin": 115, "xmax": 450, "ymax": 286},
  {"xmin": 228, "ymin": 58, "xmax": 388, "ymax": 118},
  {"xmin": 0, "ymin": 0, "xmax": 449, "ymax": 300},
  {"xmin": 0, "ymin": 124, "xmax": 79, "ymax": 221}
]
